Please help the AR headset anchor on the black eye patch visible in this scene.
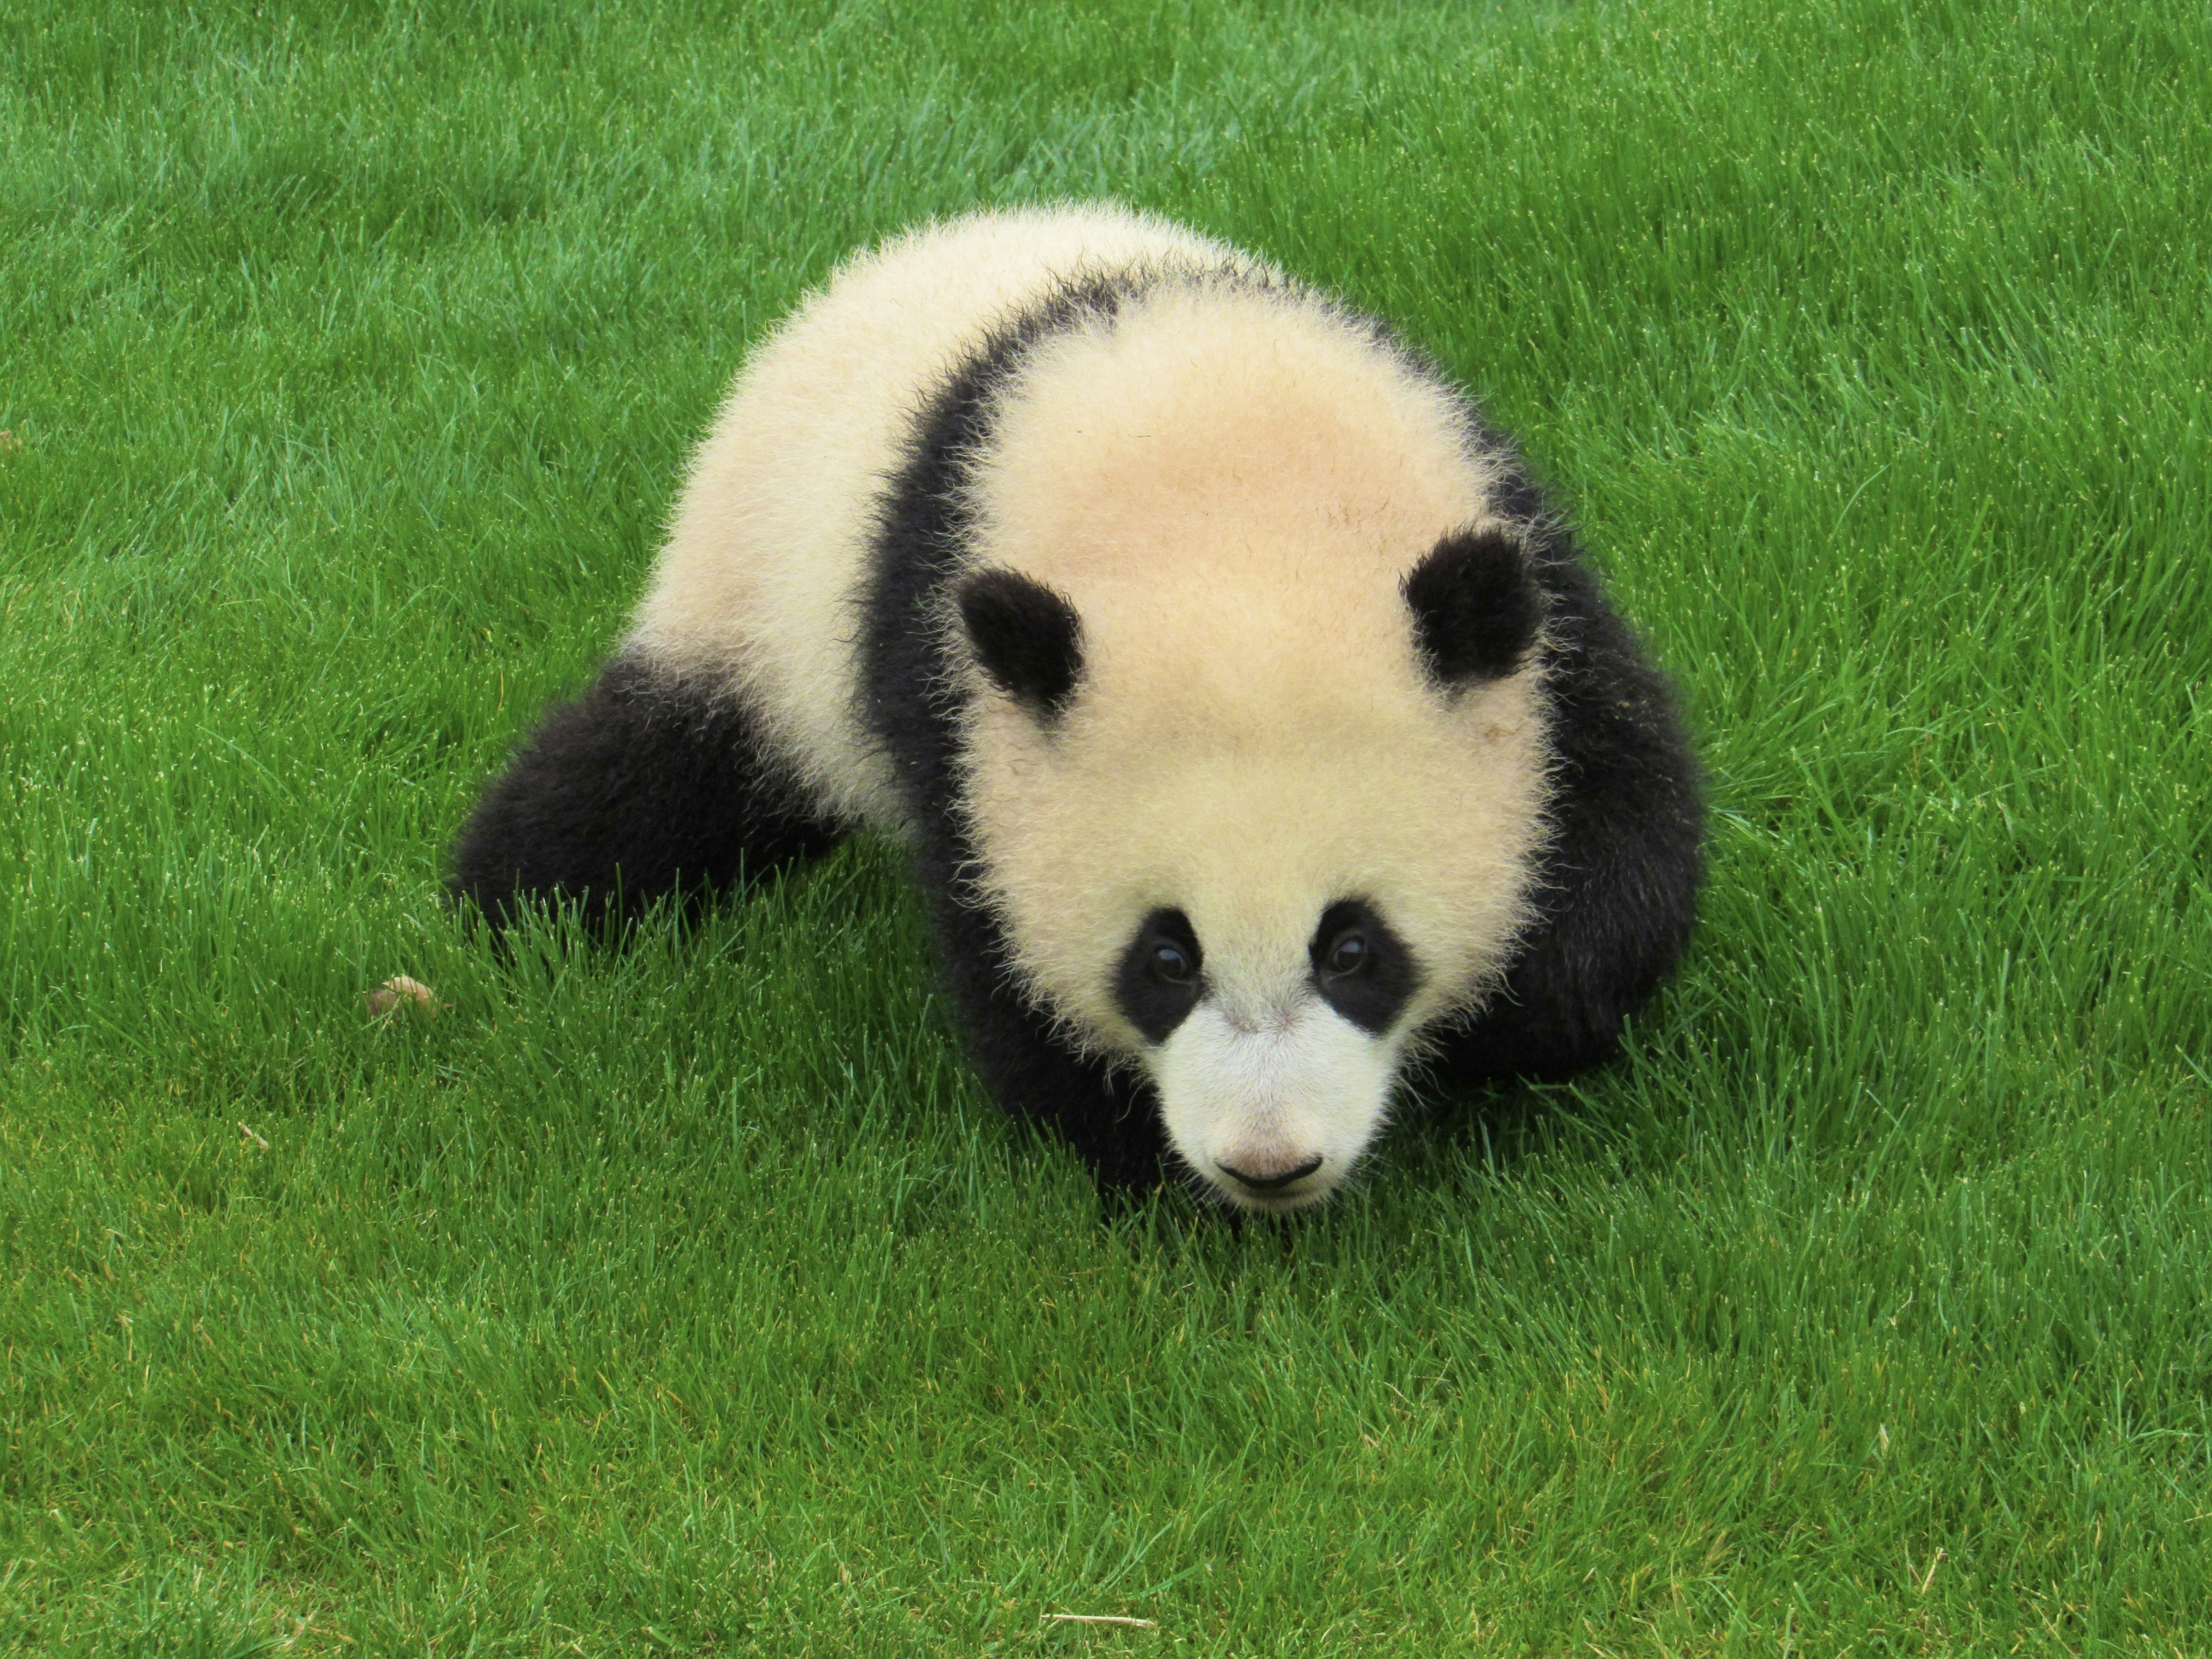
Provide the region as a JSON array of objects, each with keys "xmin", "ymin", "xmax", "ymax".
[
  {"xmin": 1309, "ymin": 899, "xmax": 1420, "ymax": 1035},
  {"xmin": 1113, "ymin": 907, "xmax": 1205, "ymax": 1044}
]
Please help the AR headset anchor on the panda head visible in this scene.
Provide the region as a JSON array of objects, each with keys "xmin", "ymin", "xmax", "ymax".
[{"xmin": 953, "ymin": 524, "xmax": 1550, "ymax": 1213}]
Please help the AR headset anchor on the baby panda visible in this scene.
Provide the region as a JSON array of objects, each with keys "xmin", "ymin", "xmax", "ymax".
[{"xmin": 451, "ymin": 204, "xmax": 1704, "ymax": 1211}]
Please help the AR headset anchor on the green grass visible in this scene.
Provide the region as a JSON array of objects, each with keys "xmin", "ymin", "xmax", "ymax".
[{"xmin": 3, "ymin": 0, "xmax": 2209, "ymax": 1650}]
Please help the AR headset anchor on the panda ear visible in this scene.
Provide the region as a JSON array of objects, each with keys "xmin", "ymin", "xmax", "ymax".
[
  {"xmin": 956, "ymin": 568, "xmax": 1085, "ymax": 719},
  {"xmin": 1402, "ymin": 526, "xmax": 1542, "ymax": 688}
]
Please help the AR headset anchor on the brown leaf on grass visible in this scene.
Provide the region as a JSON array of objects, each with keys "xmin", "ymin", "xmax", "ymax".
[{"xmin": 364, "ymin": 975, "xmax": 440, "ymax": 1020}]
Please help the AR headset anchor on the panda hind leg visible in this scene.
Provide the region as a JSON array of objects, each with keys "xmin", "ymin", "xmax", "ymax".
[{"xmin": 449, "ymin": 651, "xmax": 843, "ymax": 934}]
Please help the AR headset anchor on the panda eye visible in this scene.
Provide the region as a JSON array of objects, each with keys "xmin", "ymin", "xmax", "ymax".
[
  {"xmin": 1116, "ymin": 908, "xmax": 1205, "ymax": 1043},
  {"xmin": 1310, "ymin": 900, "xmax": 1416, "ymax": 1034},
  {"xmin": 1324, "ymin": 931, "xmax": 1370, "ymax": 976}
]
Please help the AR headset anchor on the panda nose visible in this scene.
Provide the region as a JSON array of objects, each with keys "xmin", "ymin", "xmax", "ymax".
[{"xmin": 1216, "ymin": 1154, "xmax": 1325, "ymax": 1194}]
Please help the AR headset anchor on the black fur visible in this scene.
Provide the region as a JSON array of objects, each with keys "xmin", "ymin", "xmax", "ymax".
[
  {"xmin": 1403, "ymin": 527, "xmax": 1543, "ymax": 686},
  {"xmin": 1308, "ymin": 899, "xmax": 1421, "ymax": 1035},
  {"xmin": 958, "ymin": 568, "xmax": 1085, "ymax": 719},
  {"xmin": 1113, "ymin": 908, "xmax": 1206, "ymax": 1044},
  {"xmin": 449, "ymin": 653, "xmax": 842, "ymax": 930}
]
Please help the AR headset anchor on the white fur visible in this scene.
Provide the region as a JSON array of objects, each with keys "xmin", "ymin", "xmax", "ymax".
[
  {"xmin": 1153, "ymin": 999, "xmax": 1403, "ymax": 1213},
  {"xmin": 634, "ymin": 206, "xmax": 1555, "ymax": 1210}
]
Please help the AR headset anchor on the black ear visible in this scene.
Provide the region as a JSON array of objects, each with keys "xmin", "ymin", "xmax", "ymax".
[
  {"xmin": 956, "ymin": 568, "xmax": 1085, "ymax": 719},
  {"xmin": 1402, "ymin": 527, "xmax": 1542, "ymax": 687}
]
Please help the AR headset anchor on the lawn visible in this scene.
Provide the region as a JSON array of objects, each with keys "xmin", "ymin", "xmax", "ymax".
[{"xmin": 3, "ymin": 0, "xmax": 2208, "ymax": 1652}]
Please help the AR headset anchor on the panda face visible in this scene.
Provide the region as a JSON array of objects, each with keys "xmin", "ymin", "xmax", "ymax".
[{"xmin": 1115, "ymin": 900, "xmax": 1422, "ymax": 1210}]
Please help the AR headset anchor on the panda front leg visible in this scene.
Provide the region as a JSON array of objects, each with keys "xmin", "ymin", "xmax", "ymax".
[
  {"xmin": 921, "ymin": 885, "xmax": 1169, "ymax": 1196},
  {"xmin": 449, "ymin": 650, "xmax": 843, "ymax": 932}
]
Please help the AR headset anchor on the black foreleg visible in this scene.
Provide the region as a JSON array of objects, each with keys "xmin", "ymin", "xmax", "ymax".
[
  {"xmin": 921, "ymin": 878, "xmax": 1169, "ymax": 1196},
  {"xmin": 449, "ymin": 652, "xmax": 843, "ymax": 931}
]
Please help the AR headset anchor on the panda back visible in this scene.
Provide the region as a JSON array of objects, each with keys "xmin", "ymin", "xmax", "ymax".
[{"xmin": 628, "ymin": 204, "xmax": 1247, "ymax": 833}]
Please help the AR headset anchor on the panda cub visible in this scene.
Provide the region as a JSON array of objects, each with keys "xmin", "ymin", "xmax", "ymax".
[{"xmin": 452, "ymin": 204, "xmax": 1703, "ymax": 1211}]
